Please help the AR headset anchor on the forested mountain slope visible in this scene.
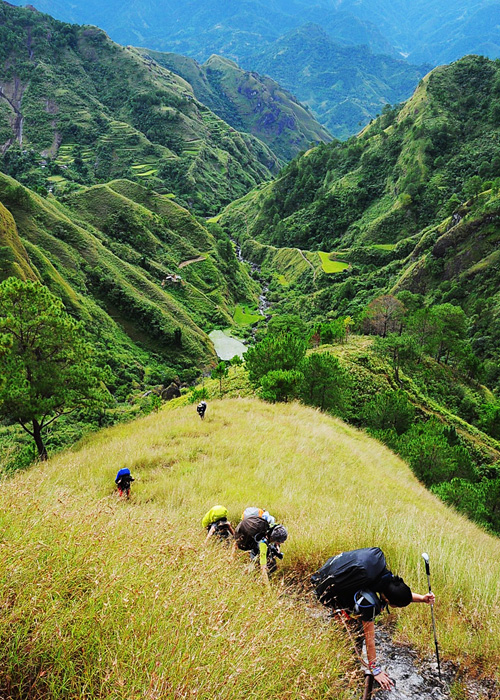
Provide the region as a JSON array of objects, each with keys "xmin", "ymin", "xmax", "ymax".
[
  {"xmin": 2, "ymin": 0, "xmax": 429, "ymax": 139},
  {"xmin": 219, "ymin": 55, "xmax": 500, "ymax": 376},
  {"xmin": 135, "ymin": 50, "xmax": 332, "ymax": 162},
  {"xmin": 243, "ymin": 24, "xmax": 429, "ymax": 139},
  {"xmin": 0, "ymin": 2, "xmax": 280, "ymax": 214},
  {"xmin": 221, "ymin": 56, "xmax": 500, "ymax": 251},
  {"xmin": 0, "ymin": 173, "xmax": 260, "ymax": 386}
]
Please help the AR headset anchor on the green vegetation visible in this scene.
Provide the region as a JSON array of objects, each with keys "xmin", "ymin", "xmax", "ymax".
[
  {"xmin": 0, "ymin": 279, "xmax": 109, "ymax": 460},
  {"xmin": 318, "ymin": 252, "xmax": 349, "ymax": 273},
  {"xmin": 210, "ymin": 360, "xmax": 229, "ymax": 394},
  {"xmin": 0, "ymin": 397, "xmax": 499, "ymax": 698},
  {"xmin": 371, "ymin": 243, "xmax": 396, "ymax": 251},
  {"xmin": 136, "ymin": 51, "xmax": 332, "ymax": 163},
  {"xmin": 0, "ymin": 172, "xmax": 262, "ymax": 468},
  {"xmin": 219, "ymin": 57, "xmax": 500, "ymax": 394},
  {"xmin": 233, "ymin": 304, "xmax": 263, "ymax": 326},
  {"xmin": 244, "ymin": 24, "xmax": 429, "ymax": 139},
  {"xmin": 242, "ymin": 316, "xmax": 500, "ymax": 536},
  {"xmin": 221, "ymin": 56, "xmax": 500, "ymax": 249}
]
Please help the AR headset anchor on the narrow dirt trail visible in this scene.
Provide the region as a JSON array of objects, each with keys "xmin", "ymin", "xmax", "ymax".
[
  {"xmin": 295, "ymin": 247, "xmax": 319, "ymax": 281},
  {"xmin": 178, "ymin": 255, "xmax": 205, "ymax": 269},
  {"xmin": 303, "ymin": 600, "xmax": 495, "ymax": 700}
]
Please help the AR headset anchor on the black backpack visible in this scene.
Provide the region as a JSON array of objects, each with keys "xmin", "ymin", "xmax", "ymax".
[
  {"xmin": 311, "ymin": 547, "xmax": 389, "ymax": 608},
  {"xmin": 234, "ymin": 516, "xmax": 270, "ymax": 551}
]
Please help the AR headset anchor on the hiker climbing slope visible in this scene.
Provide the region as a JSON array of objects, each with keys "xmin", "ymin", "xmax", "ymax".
[
  {"xmin": 197, "ymin": 401, "xmax": 207, "ymax": 420},
  {"xmin": 232, "ymin": 507, "xmax": 287, "ymax": 583},
  {"xmin": 115, "ymin": 467, "xmax": 134, "ymax": 498},
  {"xmin": 312, "ymin": 547, "xmax": 435, "ymax": 691},
  {"xmin": 202, "ymin": 505, "xmax": 235, "ymax": 543}
]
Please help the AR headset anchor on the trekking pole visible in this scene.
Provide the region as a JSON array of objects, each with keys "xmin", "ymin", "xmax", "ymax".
[
  {"xmin": 422, "ymin": 553, "xmax": 442, "ymax": 682},
  {"xmin": 362, "ymin": 673, "xmax": 373, "ymax": 700}
]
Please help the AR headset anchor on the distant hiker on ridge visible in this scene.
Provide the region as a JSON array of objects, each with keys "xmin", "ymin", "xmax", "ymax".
[
  {"xmin": 311, "ymin": 547, "xmax": 435, "ymax": 691},
  {"xmin": 197, "ymin": 401, "xmax": 207, "ymax": 420}
]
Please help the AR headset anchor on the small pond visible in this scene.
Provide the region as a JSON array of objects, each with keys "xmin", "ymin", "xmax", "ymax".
[{"xmin": 208, "ymin": 330, "xmax": 247, "ymax": 360}]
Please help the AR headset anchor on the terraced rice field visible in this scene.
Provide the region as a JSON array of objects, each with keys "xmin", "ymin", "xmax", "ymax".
[
  {"xmin": 183, "ymin": 139, "xmax": 202, "ymax": 156},
  {"xmin": 131, "ymin": 162, "xmax": 158, "ymax": 177},
  {"xmin": 318, "ymin": 251, "xmax": 350, "ymax": 273},
  {"xmin": 233, "ymin": 304, "xmax": 263, "ymax": 326},
  {"xmin": 54, "ymin": 120, "xmax": 161, "ymax": 180}
]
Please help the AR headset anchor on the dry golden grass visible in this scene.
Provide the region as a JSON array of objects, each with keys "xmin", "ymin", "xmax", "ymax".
[{"xmin": 0, "ymin": 397, "xmax": 499, "ymax": 698}]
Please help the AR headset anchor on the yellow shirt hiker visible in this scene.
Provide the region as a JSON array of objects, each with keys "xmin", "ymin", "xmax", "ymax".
[
  {"xmin": 202, "ymin": 506, "xmax": 235, "ymax": 543},
  {"xmin": 202, "ymin": 505, "xmax": 228, "ymax": 529}
]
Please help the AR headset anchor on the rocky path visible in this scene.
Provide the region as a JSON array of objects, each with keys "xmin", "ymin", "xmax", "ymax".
[
  {"xmin": 296, "ymin": 247, "xmax": 319, "ymax": 281},
  {"xmin": 305, "ymin": 602, "xmax": 497, "ymax": 700},
  {"xmin": 374, "ymin": 626, "xmax": 449, "ymax": 700}
]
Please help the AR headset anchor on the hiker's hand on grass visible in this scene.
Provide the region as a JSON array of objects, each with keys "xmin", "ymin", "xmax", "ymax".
[
  {"xmin": 374, "ymin": 670, "xmax": 394, "ymax": 691},
  {"xmin": 423, "ymin": 592, "xmax": 435, "ymax": 605}
]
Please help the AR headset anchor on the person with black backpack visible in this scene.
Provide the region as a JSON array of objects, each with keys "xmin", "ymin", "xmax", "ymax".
[
  {"xmin": 311, "ymin": 547, "xmax": 435, "ymax": 691},
  {"xmin": 197, "ymin": 401, "xmax": 207, "ymax": 420},
  {"xmin": 232, "ymin": 509, "xmax": 288, "ymax": 583}
]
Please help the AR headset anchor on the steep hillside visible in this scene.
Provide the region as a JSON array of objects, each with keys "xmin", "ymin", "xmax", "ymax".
[
  {"xmin": 217, "ymin": 55, "xmax": 500, "ymax": 384},
  {"xmin": 0, "ymin": 200, "xmax": 33, "ymax": 279},
  {"xmin": 220, "ymin": 56, "xmax": 500, "ymax": 250},
  {"xmin": 0, "ymin": 2, "xmax": 279, "ymax": 214},
  {"xmin": 0, "ymin": 173, "xmax": 261, "ymax": 386},
  {"xmin": 242, "ymin": 24, "xmax": 430, "ymax": 139},
  {"xmin": 0, "ymin": 398, "xmax": 498, "ymax": 698},
  {"xmin": 135, "ymin": 50, "xmax": 332, "ymax": 162},
  {"xmin": 3, "ymin": 1, "xmax": 429, "ymax": 140}
]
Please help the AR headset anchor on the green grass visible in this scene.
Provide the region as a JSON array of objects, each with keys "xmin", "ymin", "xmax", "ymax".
[
  {"xmin": 371, "ymin": 244, "xmax": 397, "ymax": 251},
  {"xmin": 277, "ymin": 273, "xmax": 289, "ymax": 286},
  {"xmin": 0, "ymin": 397, "xmax": 499, "ymax": 697},
  {"xmin": 233, "ymin": 304, "xmax": 263, "ymax": 325},
  {"xmin": 318, "ymin": 251, "xmax": 350, "ymax": 273}
]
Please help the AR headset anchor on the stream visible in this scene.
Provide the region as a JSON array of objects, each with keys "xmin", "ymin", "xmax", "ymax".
[{"xmin": 233, "ymin": 237, "xmax": 271, "ymax": 318}]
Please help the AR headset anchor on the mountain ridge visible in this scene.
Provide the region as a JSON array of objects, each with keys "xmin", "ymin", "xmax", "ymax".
[
  {"xmin": 0, "ymin": 395, "xmax": 499, "ymax": 697},
  {"xmin": 0, "ymin": 2, "xmax": 287, "ymax": 214},
  {"xmin": 135, "ymin": 47, "xmax": 332, "ymax": 162}
]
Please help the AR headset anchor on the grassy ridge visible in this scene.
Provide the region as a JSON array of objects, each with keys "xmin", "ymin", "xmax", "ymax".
[{"xmin": 0, "ymin": 398, "xmax": 499, "ymax": 697}]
